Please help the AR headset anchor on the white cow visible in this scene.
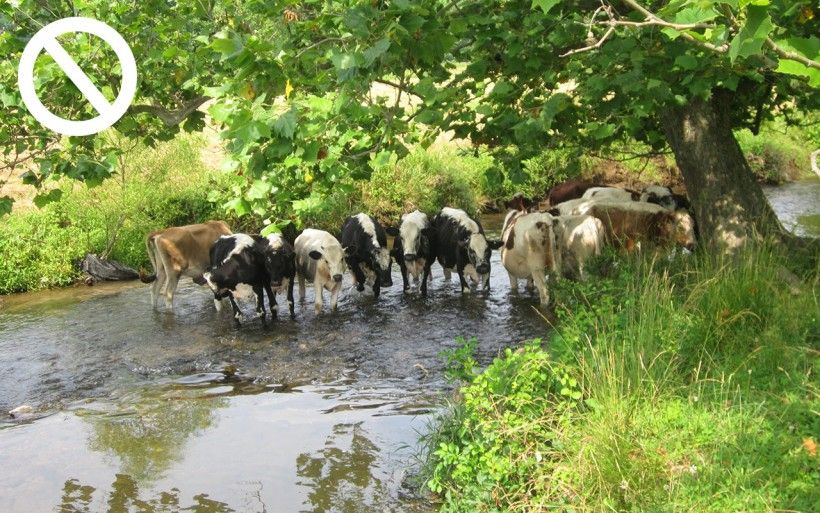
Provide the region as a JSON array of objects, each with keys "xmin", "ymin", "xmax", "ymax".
[
  {"xmin": 582, "ymin": 186, "xmax": 639, "ymax": 202},
  {"xmin": 295, "ymin": 229, "xmax": 347, "ymax": 314},
  {"xmin": 553, "ymin": 215, "xmax": 606, "ymax": 280},
  {"xmin": 500, "ymin": 211, "xmax": 560, "ymax": 305}
]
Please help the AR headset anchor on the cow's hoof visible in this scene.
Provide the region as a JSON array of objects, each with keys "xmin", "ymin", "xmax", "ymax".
[{"xmin": 356, "ymin": 284, "xmax": 365, "ymax": 292}]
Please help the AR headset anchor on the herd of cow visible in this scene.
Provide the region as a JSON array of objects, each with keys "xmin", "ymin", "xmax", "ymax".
[{"xmin": 139, "ymin": 180, "xmax": 697, "ymax": 324}]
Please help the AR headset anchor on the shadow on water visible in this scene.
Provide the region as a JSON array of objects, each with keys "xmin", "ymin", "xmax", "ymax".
[{"xmin": 0, "ymin": 213, "xmax": 549, "ymax": 512}]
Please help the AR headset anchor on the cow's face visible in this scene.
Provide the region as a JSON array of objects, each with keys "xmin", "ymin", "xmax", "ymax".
[
  {"xmin": 309, "ymin": 245, "xmax": 346, "ymax": 283},
  {"xmin": 460, "ymin": 233, "xmax": 491, "ymax": 275},
  {"xmin": 372, "ymin": 247, "xmax": 393, "ymax": 286},
  {"xmin": 674, "ymin": 211, "xmax": 697, "ymax": 251}
]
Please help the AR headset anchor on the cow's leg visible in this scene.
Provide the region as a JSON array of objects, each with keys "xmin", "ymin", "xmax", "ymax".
[
  {"xmin": 286, "ymin": 278, "xmax": 296, "ymax": 319},
  {"xmin": 314, "ymin": 282, "xmax": 324, "ymax": 314},
  {"xmin": 163, "ymin": 271, "xmax": 180, "ymax": 310},
  {"xmin": 457, "ymin": 266, "xmax": 470, "ymax": 295},
  {"xmin": 264, "ymin": 283, "xmax": 277, "ymax": 319},
  {"xmin": 531, "ymin": 270, "xmax": 550, "ymax": 306},
  {"xmin": 398, "ymin": 258, "xmax": 410, "ymax": 291},
  {"xmin": 226, "ymin": 292, "xmax": 243, "ymax": 325},
  {"xmin": 212, "ymin": 290, "xmax": 223, "ymax": 312},
  {"xmin": 420, "ymin": 264, "xmax": 432, "ymax": 297},
  {"xmin": 298, "ymin": 274, "xmax": 306, "ymax": 302},
  {"xmin": 330, "ymin": 285, "xmax": 340, "ymax": 311},
  {"xmin": 526, "ymin": 278, "xmax": 535, "ymax": 291},
  {"xmin": 508, "ymin": 272, "xmax": 519, "ymax": 293},
  {"xmin": 253, "ymin": 285, "xmax": 267, "ymax": 324},
  {"xmin": 151, "ymin": 260, "xmax": 166, "ymax": 308},
  {"xmin": 443, "ymin": 268, "xmax": 452, "ymax": 282},
  {"xmin": 372, "ymin": 273, "xmax": 381, "ymax": 299},
  {"xmin": 351, "ymin": 262, "xmax": 366, "ymax": 292}
]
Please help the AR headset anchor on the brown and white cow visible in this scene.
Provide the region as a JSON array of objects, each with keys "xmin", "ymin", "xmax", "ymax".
[
  {"xmin": 552, "ymin": 215, "xmax": 605, "ymax": 280},
  {"xmin": 500, "ymin": 210, "xmax": 560, "ymax": 305},
  {"xmin": 546, "ymin": 178, "xmax": 601, "ymax": 205},
  {"xmin": 140, "ymin": 220, "xmax": 232, "ymax": 309},
  {"xmin": 587, "ymin": 201, "xmax": 696, "ymax": 250}
]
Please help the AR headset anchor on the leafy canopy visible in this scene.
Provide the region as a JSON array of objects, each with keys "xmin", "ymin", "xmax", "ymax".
[{"xmin": 1, "ymin": 0, "xmax": 816, "ymax": 222}]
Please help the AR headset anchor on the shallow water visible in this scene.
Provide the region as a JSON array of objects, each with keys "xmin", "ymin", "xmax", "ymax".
[
  {"xmin": 762, "ymin": 176, "xmax": 820, "ymax": 237},
  {"xmin": 0, "ymin": 214, "xmax": 550, "ymax": 512}
]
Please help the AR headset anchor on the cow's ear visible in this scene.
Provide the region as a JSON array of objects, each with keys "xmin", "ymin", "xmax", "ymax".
[
  {"xmin": 309, "ymin": 250, "xmax": 322, "ymax": 260},
  {"xmin": 457, "ymin": 238, "xmax": 469, "ymax": 248},
  {"xmin": 488, "ymin": 239, "xmax": 503, "ymax": 250},
  {"xmin": 385, "ymin": 226, "xmax": 399, "ymax": 237},
  {"xmin": 344, "ymin": 244, "xmax": 357, "ymax": 257}
]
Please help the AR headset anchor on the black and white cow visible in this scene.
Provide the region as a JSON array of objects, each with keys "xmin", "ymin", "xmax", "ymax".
[
  {"xmin": 340, "ymin": 213, "xmax": 393, "ymax": 298},
  {"xmin": 433, "ymin": 207, "xmax": 502, "ymax": 294},
  {"xmin": 386, "ymin": 210, "xmax": 437, "ymax": 296},
  {"xmin": 294, "ymin": 228, "xmax": 347, "ymax": 314},
  {"xmin": 640, "ymin": 185, "xmax": 691, "ymax": 211},
  {"xmin": 204, "ymin": 233, "xmax": 295, "ymax": 324}
]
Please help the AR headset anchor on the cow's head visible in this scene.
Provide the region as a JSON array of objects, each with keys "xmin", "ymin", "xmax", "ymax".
[
  {"xmin": 364, "ymin": 244, "xmax": 393, "ymax": 287},
  {"xmin": 309, "ymin": 244, "xmax": 346, "ymax": 283},
  {"xmin": 459, "ymin": 233, "xmax": 495, "ymax": 276},
  {"xmin": 263, "ymin": 236, "xmax": 294, "ymax": 287},
  {"xmin": 673, "ymin": 211, "xmax": 697, "ymax": 251}
]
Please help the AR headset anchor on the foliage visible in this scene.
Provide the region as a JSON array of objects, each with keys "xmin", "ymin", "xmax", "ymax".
[
  {"xmin": 735, "ymin": 117, "xmax": 818, "ymax": 183},
  {"xmin": 425, "ymin": 246, "xmax": 819, "ymax": 511},
  {"xmin": 0, "ymin": 135, "xmax": 221, "ymax": 294},
  {"xmin": 2, "ymin": 0, "xmax": 817, "ymax": 242},
  {"xmin": 361, "ymin": 146, "xmax": 491, "ymax": 222}
]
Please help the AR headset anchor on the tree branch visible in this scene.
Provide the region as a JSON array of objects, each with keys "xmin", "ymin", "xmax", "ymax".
[
  {"xmin": 129, "ymin": 96, "xmax": 210, "ymax": 126},
  {"xmin": 561, "ymin": 25, "xmax": 616, "ymax": 57},
  {"xmin": 373, "ymin": 79, "xmax": 425, "ymax": 100},
  {"xmin": 765, "ymin": 38, "xmax": 820, "ymax": 70},
  {"xmin": 618, "ymin": 0, "xmax": 729, "ymax": 53}
]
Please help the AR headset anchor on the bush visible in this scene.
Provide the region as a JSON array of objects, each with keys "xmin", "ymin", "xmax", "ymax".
[
  {"xmin": 361, "ymin": 146, "xmax": 494, "ymax": 222},
  {"xmin": 735, "ymin": 121, "xmax": 815, "ymax": 183},
  {"xmin": 0, "ymin": 135, "xmax": 224, "ymax": 294},
  {"xmin": 424, "ymin": 246, "xmax": 818, "ymax": 512}
]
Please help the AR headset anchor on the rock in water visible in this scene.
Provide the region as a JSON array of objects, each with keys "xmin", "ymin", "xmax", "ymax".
[
  {"xmin": 80, "ymin": 254, "xmax": 140, "ymax": 283},
  {"xmin": 9, "ymin": 405, "xmax": 33, "ymax": 418}
]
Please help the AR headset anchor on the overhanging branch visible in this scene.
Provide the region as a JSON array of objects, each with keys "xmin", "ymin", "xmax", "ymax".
[{"xmin": 128, "ymin": 96, "xmax": 211, "ymax": 126}]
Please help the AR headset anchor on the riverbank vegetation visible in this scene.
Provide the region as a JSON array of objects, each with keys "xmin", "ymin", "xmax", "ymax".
[{"xmin": 424, "ymin": 245, "xmax": 818, "ymax": 512}]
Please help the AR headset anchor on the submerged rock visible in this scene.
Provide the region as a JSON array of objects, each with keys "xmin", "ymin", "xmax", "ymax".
[{"xmin": 8, "ymin": 404, "xmax": 33, "ymax": 418}]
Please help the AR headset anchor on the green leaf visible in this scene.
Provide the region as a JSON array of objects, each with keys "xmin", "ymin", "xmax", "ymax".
[
  {"xmin": 776, "ymin": 59, "xmax": 820, "ymax": 88},
  {"xmin": 0, "ymin": 196, "xmax": 12, "ymax": 217},
  {"xmin": 728, "ymin": 5, "xmax": 773, "ymax": 63},
  {"xmin": 211, "ymin": 34, "xmax": 243, "ymax": 59},
  {"xmin": 674, "ymin": 54, "xmax": 699, "ymax": 70},
  {"xmin": 532, "ymin": 0, "xmax": 560, "ymax": 15},
  {"xmin": 33, "ymin": 189, "xmax": 62, "ymax": 208},
  {"xmin": 674, "ymin": 6, "xmax": 718, "ymax": 25},
  {"xmin": 363, "ymin": 38, "xmax": 391, "ymax": 66},
  {"xmin": 272, "ymin": 110, "xmax": 298, "ymax": 139},
  {"xmin": 209, "ymin": 102, "xmax": 234, "ymax": 123},
  {"xmin": 661, "ymin": 27, "xmax": 681, "ymax": 41},
  {"xmin": 246, "ymin": 179, "xmax": 271, "ymax": 200}
]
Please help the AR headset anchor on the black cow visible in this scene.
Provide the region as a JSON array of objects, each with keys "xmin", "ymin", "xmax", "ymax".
[
  {"xmin": 385, "ymin": 209, "xmax": 437, "ymax": 296},
  {"xmin": 340, "ymin": 213, "xmax": 393, "ymax": 298},
  {"xmin": 433, "ymin": 207, "xmax": 502, "ymax": 294},
  {"xmin": 204, "ymin": 233, "xmax": 296, "ymax": 325}
]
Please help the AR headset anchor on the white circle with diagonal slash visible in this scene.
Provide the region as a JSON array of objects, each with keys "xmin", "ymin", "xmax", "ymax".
[{"xmin": 18, "ymin": 17, "xmax": 137, "ymax": 137}]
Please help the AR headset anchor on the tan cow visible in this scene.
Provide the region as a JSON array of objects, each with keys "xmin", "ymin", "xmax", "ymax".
[
  {"xmin": 587, "ymin": 201, "xmax": 696, "ymax": 250},
  {"xmin": 140, "ymin": 220, "xmax": 232, "ymax": 308},
  {"xmin": 500, "ymin": 210, "xmax": 560, "ymax": 305}
]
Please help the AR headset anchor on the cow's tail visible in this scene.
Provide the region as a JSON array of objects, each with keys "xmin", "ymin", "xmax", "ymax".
[{"xmin": 139, "ymin": 234, "xmax": 159, "ymax": 283}]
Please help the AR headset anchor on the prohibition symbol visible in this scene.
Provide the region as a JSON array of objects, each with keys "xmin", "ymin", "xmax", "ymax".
[{"xmin": 17, "ymin": 17, "xmax": 137, "ymax": 137}]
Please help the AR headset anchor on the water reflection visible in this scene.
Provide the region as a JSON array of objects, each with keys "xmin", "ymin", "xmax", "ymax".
[
  {"xmin": 58, "ymin": 474, "xmax": 234, "ymax": 512},
  {"xmin": 82, "ymin": 387, "xmax": 225, "ymax": 482},
  {"xmin": 296, "ymin": 422, "xmax": 386, "ymax": 513}
]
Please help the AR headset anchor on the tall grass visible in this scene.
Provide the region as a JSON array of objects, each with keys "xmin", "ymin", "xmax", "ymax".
[
  {"xmin": 0, "ymin": 134, "xmax": 224, "ymax": 294},
  {"xmin": 425, "ymin": 246, "xmax": 818, "ymax": 512}
]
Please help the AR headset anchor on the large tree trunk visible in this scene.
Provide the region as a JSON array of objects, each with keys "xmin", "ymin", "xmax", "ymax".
[{"xmin": 661, "ymin": 89, "xmax": 783, "ymax": 252}]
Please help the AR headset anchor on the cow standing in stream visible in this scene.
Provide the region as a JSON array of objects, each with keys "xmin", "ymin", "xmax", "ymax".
[
  {"xmin": 140, "ymin": 220, "xmax": 232, "ymax": 309},
  {"xmin": 340, "ymin": 213, "xmax": 393, "ymax": 299},
  {"xmin": 433, "ymin": 207, "xmax": 502, "ymax": 294},
  {"xmin": 386, "ymin": 210, "xmax": 437, "ymax": 296},
  {"xmin": 294, "ymin": 229, "xmax": 347, "ymax": 314}
]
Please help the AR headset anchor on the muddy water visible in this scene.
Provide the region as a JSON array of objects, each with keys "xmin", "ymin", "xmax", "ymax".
[
  {"xmin": 762, "ymin": 176, "xmax": 820, "ymax": 237},
  {"xmin": 0, "ymin": 214, "xmax": 550, "ymax": 513}
]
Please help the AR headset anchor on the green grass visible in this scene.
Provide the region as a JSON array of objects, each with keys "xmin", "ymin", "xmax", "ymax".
[
  {"xmin": 735, "ymin": 118, "xmax": 818, "ymax": 184},
  {"xmin": 424, "ymin": 246, "xmax": 819, "ymax": 512},
  {"xmin": 0, "ymin": 134, "xmax": 224, "ymax": 294}
]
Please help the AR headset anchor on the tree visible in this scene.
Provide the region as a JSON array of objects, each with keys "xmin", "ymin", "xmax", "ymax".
[{"xmin": 2, "ymin": 1, "xmax": 817, "ymax": 250}]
